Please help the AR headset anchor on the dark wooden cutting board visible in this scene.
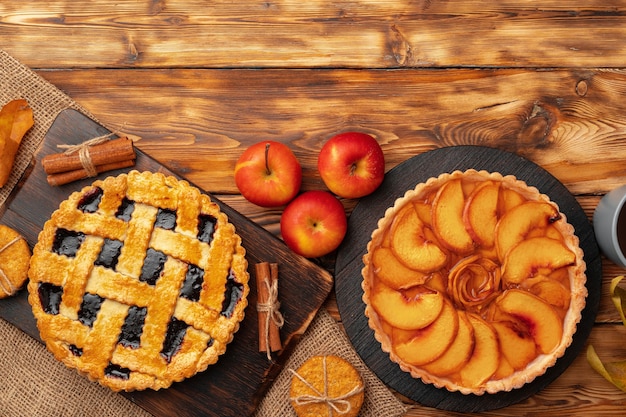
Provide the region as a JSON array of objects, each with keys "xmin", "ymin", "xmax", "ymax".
[
  {"xmin": 335, "ymin": 146, "xmax": 602, "ymax": 412},
  {"xmin": 0, "ymin": 108, "xmax": 334, "ymax": 417}
]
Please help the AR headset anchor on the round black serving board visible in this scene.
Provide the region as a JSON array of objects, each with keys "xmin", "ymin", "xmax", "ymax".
[{"xmin": 334, "ymin": 146, "xmax": 602, "ymax": 412}]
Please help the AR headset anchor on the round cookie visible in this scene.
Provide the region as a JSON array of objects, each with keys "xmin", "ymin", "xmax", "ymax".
[
  {"xmin": 0, "ymin": 224, "xmax": 31, "ymax": 298},
  {"xmin": 289, "ymin": 354, "xmax": 364, "ymax": 417}
]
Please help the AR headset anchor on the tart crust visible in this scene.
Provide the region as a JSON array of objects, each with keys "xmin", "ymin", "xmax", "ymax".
[
  {"xmin": 362, "ymin": 169, "xmax": 587, "ymax": 395},
  {"xmin": 28, "ymin": 171, "xmax": 249, "ymax": 391}
]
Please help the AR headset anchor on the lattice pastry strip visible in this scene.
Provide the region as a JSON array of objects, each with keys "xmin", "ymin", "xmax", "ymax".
[
  {"xmin": 115, "ymin": 203, "xmax": 158, "ymax": 279},
  {"xmin": 28, "ymin": 171, "xmax": 249, "ymax": 391}
]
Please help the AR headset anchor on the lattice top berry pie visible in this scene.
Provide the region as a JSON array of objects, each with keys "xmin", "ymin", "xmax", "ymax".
[{"xmin": 28, "ymin": 170, "xmax": 249, "ymax": 391}]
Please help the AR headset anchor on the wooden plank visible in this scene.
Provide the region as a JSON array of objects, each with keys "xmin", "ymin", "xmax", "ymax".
[
  {"xmin": 0, "ymin": 109, "xmax": 334, "ymax": 417},
  {"xmin": 29, "ymin": 68, "xmax": 626, "ymax": 196},
  {"xmin": 3, "ymin": 1, "xmax": 626, "ymax": 68}
]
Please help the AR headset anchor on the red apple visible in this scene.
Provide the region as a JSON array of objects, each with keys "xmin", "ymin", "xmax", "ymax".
[
  {"xmin": 234, "ymin": 141, "xmax": 302, "ymax": 207},
  {"xmin": 280, "ymin": 190, "xmax": 348, "ymax": 258},
  {"xmin": 317, "ymin": 131, "xmax": 385, "ymax": 199}
]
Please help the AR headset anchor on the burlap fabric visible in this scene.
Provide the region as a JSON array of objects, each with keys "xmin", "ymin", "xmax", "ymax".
[
  {"xmin": 254, "ymin": 308, "xmax": 408, "ymax": 417},
  {"xmin": 0, "ymin": 50, "xmax": 409, "ymax": 416}
]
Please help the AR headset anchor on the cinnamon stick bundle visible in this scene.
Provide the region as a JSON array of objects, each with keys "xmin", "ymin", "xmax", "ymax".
[
  {"xmin": 46, "ymin": 159, "xmax": 136, "ymax": 186},
  {"xmin": 255, "ymin": 262, "xmax": 284, "ymax": 359},
  {"xmin": 42, "ymin": 136, "xmax": 136, "ymax": 186}
]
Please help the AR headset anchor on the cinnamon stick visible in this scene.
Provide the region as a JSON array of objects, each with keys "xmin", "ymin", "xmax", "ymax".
[
  {"xmin": 46, "ymin": 159, "xmax": 136, "ymax": 186},
  {"xmin": 42, "ymin": 137, "xmax": 135, "ymax": 175},
  {"xmin": 255, "ymin": 262, "xmax": 283, "ymax": 358}
]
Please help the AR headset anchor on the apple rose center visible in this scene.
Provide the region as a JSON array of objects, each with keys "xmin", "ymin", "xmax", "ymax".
[{"xmin": 449, "ymin": 255, "xmax": 501, "ymax": 313}]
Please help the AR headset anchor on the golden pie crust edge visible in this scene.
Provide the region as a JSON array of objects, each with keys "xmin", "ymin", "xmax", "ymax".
[
  {"xmin": 27, "ymin": 171, "xmax": 250, "ymax": 391},
  {"xmin": 361, "ymin": 169, "xmax": 587, "ymax": 395}
]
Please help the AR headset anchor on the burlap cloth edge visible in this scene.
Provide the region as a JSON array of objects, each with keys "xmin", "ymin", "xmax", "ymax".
[
  {"xmin": 254, "ymin": 308, "xmax": 409, "ymax": 417},
  {"xmin": 0, "ymin": 49, "xmax": 409, "ymax": 417}
]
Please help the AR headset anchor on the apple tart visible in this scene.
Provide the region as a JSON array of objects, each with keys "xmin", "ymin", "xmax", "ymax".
[
  {"xmin": 362, "ymin": 169, "xmax": 587, "ymax": 395},
  {"xmin": 28, "ymin": 170, "xmax": 249, "ymax": 391}
]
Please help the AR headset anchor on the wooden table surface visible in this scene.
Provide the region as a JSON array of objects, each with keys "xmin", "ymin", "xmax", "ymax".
[{"xmin": 3, "ymin": 1, "xmax": 626, "ymax": 415}]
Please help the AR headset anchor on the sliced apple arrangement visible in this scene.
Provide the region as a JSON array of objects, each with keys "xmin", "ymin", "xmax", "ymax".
[{"xmin": 362, "ymin": 169, "xmax": 587, "ymax": 395}]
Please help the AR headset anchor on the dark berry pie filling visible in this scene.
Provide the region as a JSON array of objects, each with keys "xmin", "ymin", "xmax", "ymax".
[
  {"xmin": 118, "ymin": 306, "xmax": 147, "ymax": 349},
  {"xmin": 69, "ymin": 344, "xmax": 83, "ymax": 357},
  {"xmin": 115, "ymin": 198, "xmax": 135, "ymax": 221},
  {"xmin": 161, "ymin": 317, "xmax": 189, "ymax": 363},
  {"xmin": 38, "ymin": 282, "xmax": 63, "ymax": 315},
  {"xmin": 180, "ymin": 264, "xmax": 204, "ymax": 302},
  {"xmin": 95, "ymin": 238, "xmax": 123, "ymax": 270},
  {"xmin": 155, "ymin": 208, "xmax": 177, "ymax": 230},
  {"xmin": 78, "ymin": 293, "xmax": 105, "ymax": 327},
  {"xmin": 105, "ymin": 363, "xmax": 131, "ymax": 380},
  {"xmin": 52, "ymin": 229, "xmax": 85, "ymax": 257},
  {"xmin": 221, "ymin": 269, "xmax": 244, "ymax": 318},
  {"xmin": 77, "ymin": 187, "xmax": 103, "ymax": 213},
  {"xmin": 139, "ymin": 248, "xmax": 167, "ymax": 285},
  {"xmin": 197, "ymin": 214, "xmax": 217, "ymax": 244}
]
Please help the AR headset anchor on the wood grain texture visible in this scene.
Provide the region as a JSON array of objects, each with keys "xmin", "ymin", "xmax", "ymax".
[
  {"xmin": 3, "ymin": 1, "xmax": 626, "ymax": 68},
  {"xmin": 2, "ymin": 0, "xmax": 626, "ymax": 414},
  {"xmin": 7, "ymin": 67, "xmax": 626, "ymax": 414},
  {"xmin": 28, "ymin": 68, "xmax": 626, "ymax": 197}
]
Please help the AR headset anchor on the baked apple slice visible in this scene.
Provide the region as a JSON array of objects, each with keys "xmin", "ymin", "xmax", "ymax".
[
  {"xmin": 494, "ymin": 356, "xmax": 516, "ymax": 381},
  {"xmin": 422, "ymin": 310, "xmax": 475, "ymax": 376},
  {"xmin": 369, "ymin": 280, "xmax": 444, "ymax": 330},
  {"xmin": 392, "ymin": 299, "xmax": 459, "ymax": 366},
  {"xmin": 390, "ymin": 203, "xmax": 447, "ymax": 273},
  {"xmin": 492, "ymin": 320, "xmax": 537, "ymax": 371},
  {"xmin": 463, "ymin": 181, "xmax": 500, "ymax": 247},
  {"xmin": 372, "ymin": 247, "xmax": 428, "ymax": 289},
  {"xmin": 499, "ymin": 187, "xmax": 526, "ymax": 212},
  {"xmin": 528, "ymin": 278, "xmax": 571, "ymax": 311},
  {"xmin": 501, "ymin": 236, "xmax": 576, "ymax": 284},
  {"xmin": 495, "ymin": 201, "xmax": 560, "ymax": 260},
  {"xmin": 423, "ymin": 271, "xmax": 446, "ymax": 293},
  {"xmin": 413, "ymin": 201, "xmax": 433, "ymax": 225},
  {"xmin": 495, "ymin": 289, "xmax": 563, "ymax": 354},
  {"xmin": 432, "ymin": 179, "xmax": 474, "ymax": 253},
  {"xmin": 458, "ymin": 313, "xmax": 500, "ymax": 388}
]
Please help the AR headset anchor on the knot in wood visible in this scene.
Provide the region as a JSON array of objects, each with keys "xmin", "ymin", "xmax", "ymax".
[{"xmin": 576, "ymin": 80, "xmax": 588, "ymax": 97}]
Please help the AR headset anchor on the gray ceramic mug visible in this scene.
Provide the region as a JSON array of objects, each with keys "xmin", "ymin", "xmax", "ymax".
[{"xmin": 594, "ymin": 184, "xmax": 626, "ymax": 268}]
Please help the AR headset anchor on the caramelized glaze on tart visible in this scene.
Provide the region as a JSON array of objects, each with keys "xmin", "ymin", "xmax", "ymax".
[
  {"xmin": 28, "ymin": 171, "xmax": 249, "ymax": 391},
  {"xmin": 362, "ymin": 169, "xmax": 587, "ymax": 395}
]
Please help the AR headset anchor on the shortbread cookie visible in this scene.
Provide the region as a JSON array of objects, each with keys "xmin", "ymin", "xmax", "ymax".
[{"xmin": 290, "ymin": 354, "xmax": 364, "ymax": 417}]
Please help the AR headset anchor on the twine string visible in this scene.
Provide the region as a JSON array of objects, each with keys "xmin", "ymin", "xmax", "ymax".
[
  {"xmin": 288, "ymin": 356, "xmax": 364, "ymax": 416},
  {"xmin": 56, "ymin": 133, "xmax": 115, "ymax": 177},
  {"xmin": 256, "ymin": 278, "xmax": 284, "ymax": 360},
  {"xmin": 0, "ymin": 236, "xmax": 22, "ymax": 296}
]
